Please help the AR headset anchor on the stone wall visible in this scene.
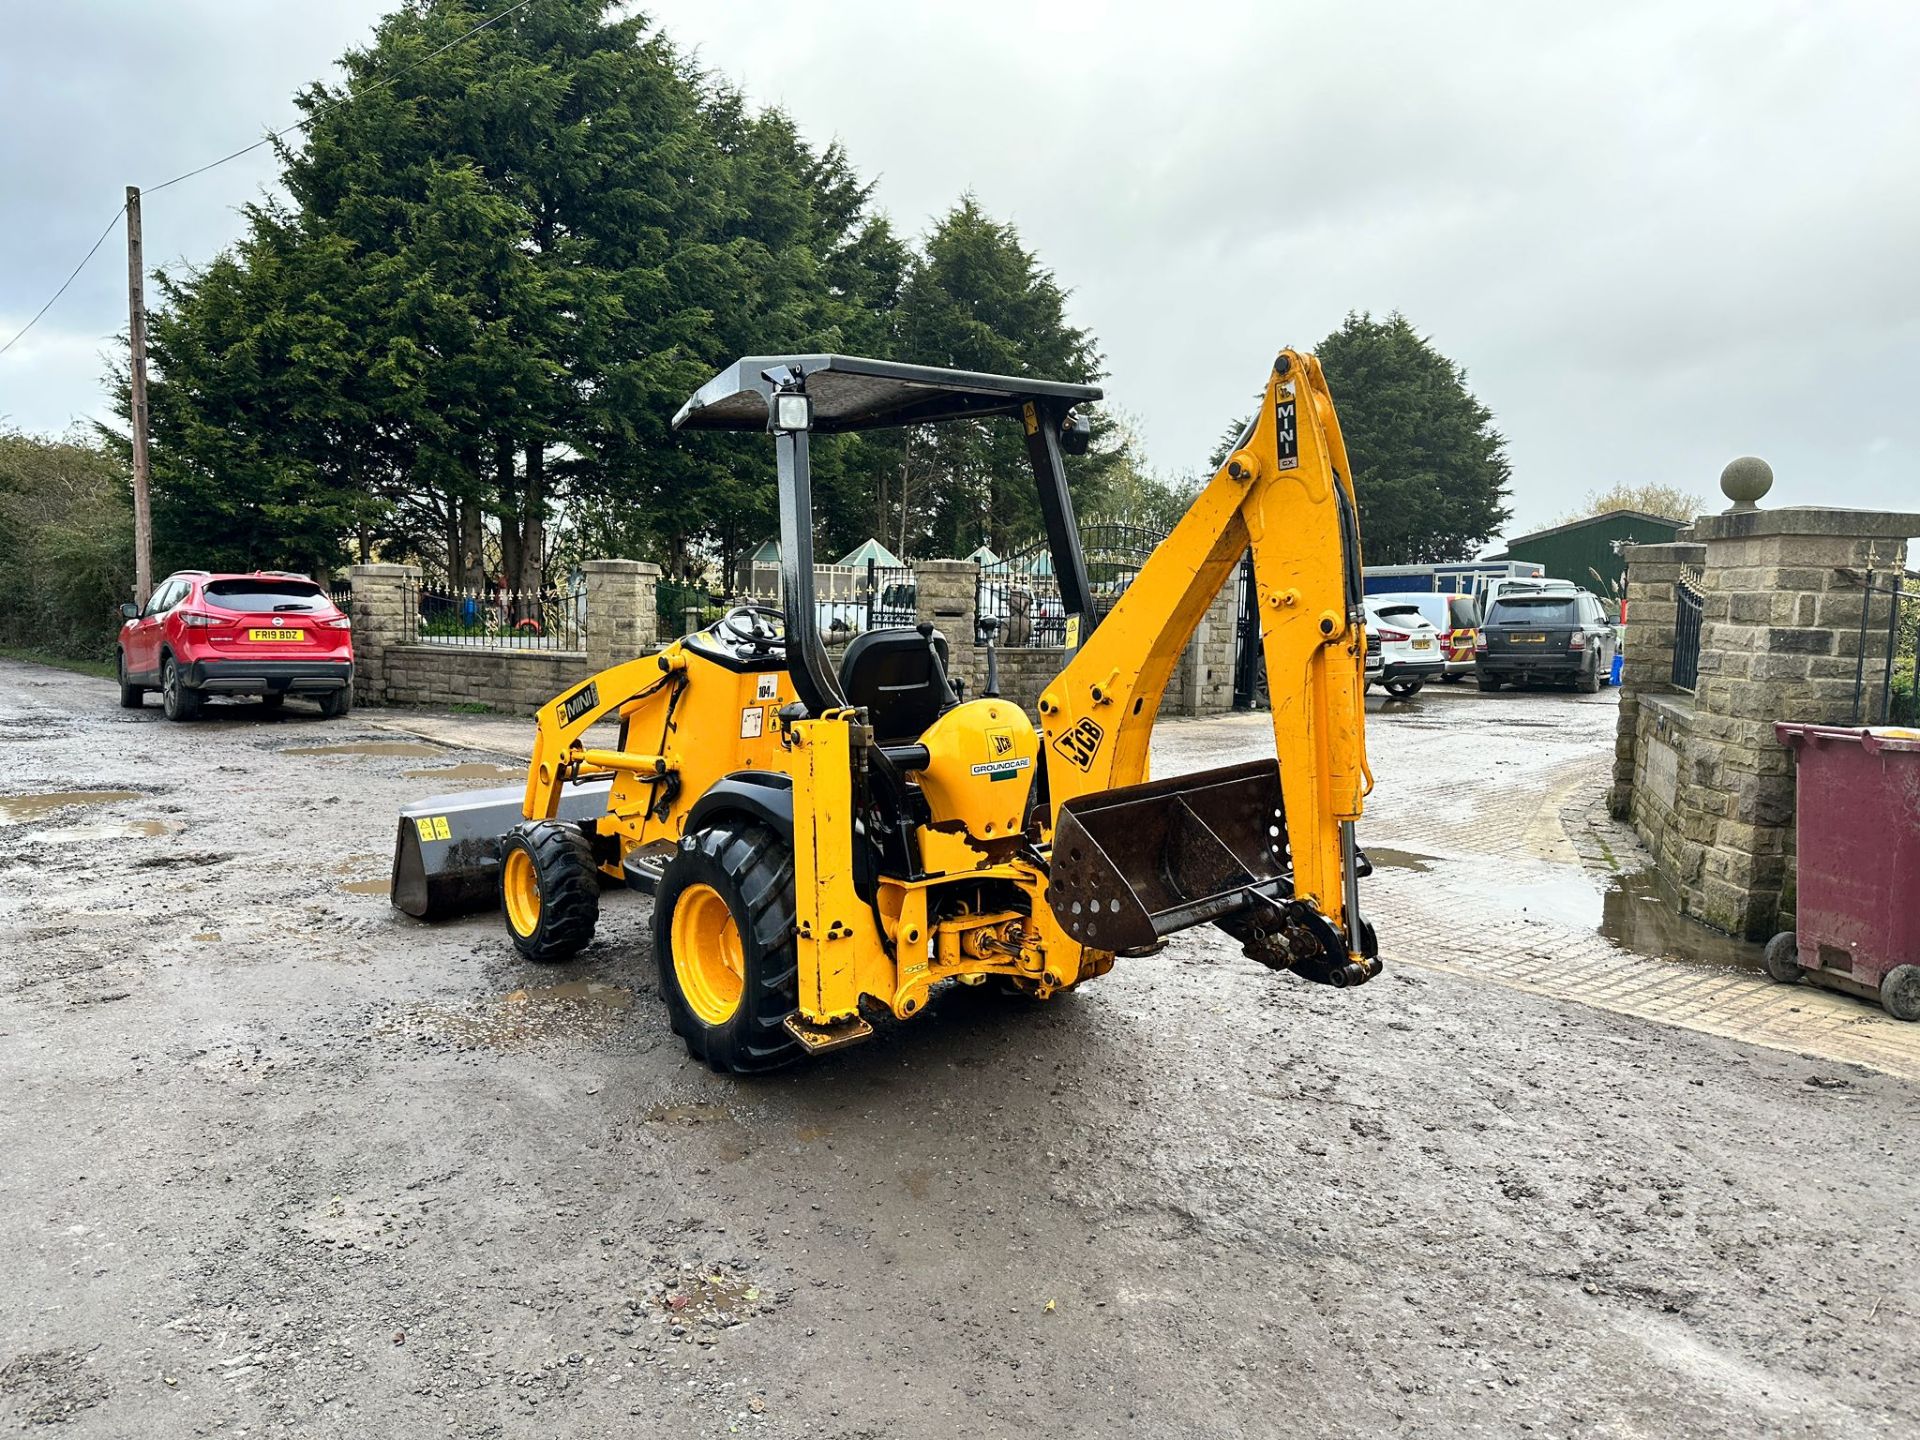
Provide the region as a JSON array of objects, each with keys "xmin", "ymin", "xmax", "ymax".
[
  {"xmin": 348, "ymin": 560, "xmax": 658, "ymax": 716},
  {"xmin": 380, "ymin": 644, "xmax": 590, "ymax": 713},
  {"xmin": 1612, "ymin": 503, "xmax": 1918, "ymax": 939}
]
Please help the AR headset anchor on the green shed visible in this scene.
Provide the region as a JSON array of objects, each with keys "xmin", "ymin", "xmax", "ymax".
[{"xmin": 1487, "ymin": 509, "xmax": 1687, "ymax": 597}]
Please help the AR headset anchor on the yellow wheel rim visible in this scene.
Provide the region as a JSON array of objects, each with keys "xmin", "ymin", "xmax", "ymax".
[
  {"xmin": 671, "ymin": 882, "xmax": 744, "ymax": 1026},
  {"xmin": 503, "ymin": 847, "xmax": 541, "ymax": 938}
]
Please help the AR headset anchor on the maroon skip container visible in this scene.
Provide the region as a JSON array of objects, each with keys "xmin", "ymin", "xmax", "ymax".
[{"xmin": 1767, "ymin": 724, "xmax": 1920, "ymax": 1019}]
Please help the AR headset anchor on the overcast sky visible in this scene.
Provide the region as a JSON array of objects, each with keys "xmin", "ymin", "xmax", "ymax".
[{"xmin": 3, "ymin": 1, "xmax": 1916, "ymax": 538}]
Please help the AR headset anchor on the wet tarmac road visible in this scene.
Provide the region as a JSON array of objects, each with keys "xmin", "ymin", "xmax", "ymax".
[{"xmin": 2, "ymin": 659, "xmax": 1918, "ymax": 1438}]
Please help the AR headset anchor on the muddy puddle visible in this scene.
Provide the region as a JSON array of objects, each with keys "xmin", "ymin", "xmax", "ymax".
[
  {"xmin": 1374, "ymin": 846, "xmax": 1764, "ymax": 973},
  {"xmin": 0, "ymin": 790, "xmax": 141, "ymax": 824},
  {"xmin": 1598, "ymin": 868, "xmax": 1765, "ymax": 971},
  {"xmin": 1366, "ymin": 846, "xmax": 1437, "ymax": 874},
  {"xmin": 341, "ymin": 879, "xmax": 391, "ymax": 896},
  {"xmin": 401, "ymin": 761, "xmax": 522, "ymax": 783},
  {"xmin": 287, "ymin": 741, "xmax": 445, "ymax": 759},
  {"xmin": 379, "ymin": 979, "xmax": 633, "ymax": 1051},
  {"xmin": 32, "ymin": 818, "xmax": 176, "ymax": 843}
]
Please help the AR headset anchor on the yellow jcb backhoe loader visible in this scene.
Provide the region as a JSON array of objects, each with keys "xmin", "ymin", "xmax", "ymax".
[{"xmin": 392, "ymin": 349, "xmax": 1378, "ymax": 1071}]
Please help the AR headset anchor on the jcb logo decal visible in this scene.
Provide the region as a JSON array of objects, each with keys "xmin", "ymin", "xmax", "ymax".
[
  {"xmin": 1052, "ymin": 717, "xmax": 1104, "ymax": 772},
  {"xmin": 988, "ymin": 728, "xmax": 1013, "ymax": 758}
]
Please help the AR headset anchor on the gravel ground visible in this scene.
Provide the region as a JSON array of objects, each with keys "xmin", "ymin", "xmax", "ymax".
[{"xmin": 1, "ymin": 658, "xmax": 1916, "ymax": 1438}]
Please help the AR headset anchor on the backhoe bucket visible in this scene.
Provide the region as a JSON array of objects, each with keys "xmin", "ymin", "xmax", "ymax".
[
  {"xmin": 391, "ymin": 779, "xmax": 612, "ymax": 921},
  {"xmin": 1048, "ymin": 759, "xmax": 1291, "ymax": 953}
]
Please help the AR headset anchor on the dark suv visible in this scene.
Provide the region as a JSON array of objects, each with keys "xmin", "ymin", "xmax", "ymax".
[{"xmin": 1475, "ymin": 589, "xmax": 1617, "ymax": 693}]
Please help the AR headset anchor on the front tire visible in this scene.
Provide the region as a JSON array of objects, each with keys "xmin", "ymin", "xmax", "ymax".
[
  {"xmin": 1762, "ymin": 931, "xmax": 1802, "ymax": 984},
  {"xmin": 655, "ymin": 821, "xmax": 802, "ymax": 1073},
  {"xmin": 1881, "ymin": 965, "xmax": 1920, "ymax": 1022},
  {"xmin": 117, "ymin": 651, "xmax": 144, "ymax": 709},
  {"xmin": 160, "ymin": 656, "xmax": 201, "ymax": 721},
  {"xmin": 1383, "ymin": 677, "xmax": 1424, "ymax": 700},
  {"xmin": 500, "ymin": 821, "xmax": 600, "ymax": 963}
]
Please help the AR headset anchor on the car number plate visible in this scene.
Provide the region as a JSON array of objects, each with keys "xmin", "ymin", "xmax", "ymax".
[
  {"xmin": 1513, "ymin": 633, "xmax": 1547, "ymax": 644},
  {"xmin": 1411, "ymin": 637, "xmax": 1433, "ymax": 650},
  {"xmin": 248, "ymin": 628, "xmax": 304, "ymax": 642}
]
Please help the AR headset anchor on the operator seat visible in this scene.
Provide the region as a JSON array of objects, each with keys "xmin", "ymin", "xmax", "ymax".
[{"xmin": 838, "ymin": 626, "xmax": 952, "ymax": 745}]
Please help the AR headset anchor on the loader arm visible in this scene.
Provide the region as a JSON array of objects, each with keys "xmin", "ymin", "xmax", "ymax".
[{"xmin": 1040, "ymin": 349, "xmax": 1371, "ymax": 958}]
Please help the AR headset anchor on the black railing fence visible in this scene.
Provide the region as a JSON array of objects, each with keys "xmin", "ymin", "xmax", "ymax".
[
  {"xmin": 328, "ymin": 578, "xmax": 352, "ymax": 611},
  {"xmin": 404, "ymin": 575, "xmax": 587, "ymax": 650},
  {"xmin": 1672, "ymin": 572, "xmax": 1704, "ymax": 691},
  {"xmin": 978, "ymin": 523, "xmax": 1165, "ymax": 648},
  {"xmin": 1854, "ymin": 574, "xmax": 1918, "ymax": 726}
]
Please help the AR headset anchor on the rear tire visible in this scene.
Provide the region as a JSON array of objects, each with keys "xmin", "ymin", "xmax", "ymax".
[
  {"xmin": 1479, "ymin": 673, "xmax": 1501, "ymax": 691},
  {"xmin": 1439, "ymin": 672, "xmax": 1463, "ymax": 684},
  {"xmin": 1762, "ymin": 931, "xmax": 1802, "ymax": 984},
  {"xmin": 1881, "ymin": 965, "xmax": 1920, "ymax": 1022},
  {"xmin": 160, "ymin": 656, "xmax": 201, "ymax": 721},
  {"xmin": 1577, "ymin": 656, "xmax": 1602, "ymax": 694},
  {"xmin": 500, "ymin": 821, "xmax": 600, "ymax": 963},
  {"xmin": 1383, "ymin": 677, "xmax": 1423, "ymax": 700},
  {"xmin": 117, "ymin": 651, "xmax": 144, "ymax": 709},
  {"xmin": 655, "ymin": 821, "xmax": 802, "ymax": 1073},
  {"xmin": 317, "ymin": 687, "xmax": 352, "ymax": 719}
]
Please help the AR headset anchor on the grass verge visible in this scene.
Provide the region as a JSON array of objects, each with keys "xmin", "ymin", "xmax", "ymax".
[{"xmin": 0, "ymin": 646, "xmax": 116, "ymax": 681}]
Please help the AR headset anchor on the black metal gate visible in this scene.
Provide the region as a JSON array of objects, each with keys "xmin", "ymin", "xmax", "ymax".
[
  {"xmin": 1231, "ymin": 550, "xmax": 1266, "ymax": 710},
  {"xmin": 1854, "ymin": 574, "xmax": 1917, "ymax": 726}
]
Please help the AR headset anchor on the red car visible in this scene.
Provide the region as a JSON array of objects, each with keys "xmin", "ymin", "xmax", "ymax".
[{"xmin": 117, "ymin": 570, "xmax": 354, "ymax": 721}]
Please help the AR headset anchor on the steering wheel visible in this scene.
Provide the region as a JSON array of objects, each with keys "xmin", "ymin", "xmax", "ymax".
[{"xmin": 718, "ymin": 604, "xmax": 786, "ymax": 653}]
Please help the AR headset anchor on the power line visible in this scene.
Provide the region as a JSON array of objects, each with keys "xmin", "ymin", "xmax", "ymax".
[
  {"xmin": 0, "ymin": 0, "xmax": 539, "ymax": 357},
  {"xmin": 0, "ymin": 205, "xmax": 126, "ymax": 358},
  {"xmin": 145, "ymin": 0, "xmax": 539, "ymax": 196}
]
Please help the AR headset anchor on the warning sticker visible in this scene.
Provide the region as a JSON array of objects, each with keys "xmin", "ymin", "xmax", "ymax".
[
  {"xmin": 1065, "ymin": 615, "xmax": 1081, "ymax": 649},
  {"xmin": 414, "ymin": 815, "xmax": 452, "ymax": 842},
  {"xmin": 740, "ymin": 706, "xmax": 765, "ymax": 740},
  {"xmin": 1274, "ymin": 397, "xmax": 1299, "ymax": 472},
  {"xmin": 755, "ymin": 673, "xmax": 779, "ymax": 701}
]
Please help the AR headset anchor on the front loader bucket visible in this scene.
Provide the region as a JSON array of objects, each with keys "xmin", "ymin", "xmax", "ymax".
[
  {"xmin": 1048, "ymin": 759, "xmax": 1291, "ymax": 953},
  {"xmin": 391, "ymin": 779, "xmax": 612, "ymax": 921}
]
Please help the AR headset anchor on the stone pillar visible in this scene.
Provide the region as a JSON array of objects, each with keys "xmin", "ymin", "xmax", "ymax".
[
  {"xmin": 1679, "ymin": 506, "xmax": 1916, "ymax": 936},
  {"xmin": 582, "ymin": 559, "xmax": 660, "ymax": 674},
  {"xmin": 347, "ymin": 562, "xmax": 418, "ymax": 705},
  {"xmin": 913, "ymin": 560, "xmax": 979, "ymax": 693},
  {"xmin": 1611, "ymin": 541, "xmax": 1704, "ymax": 816}
]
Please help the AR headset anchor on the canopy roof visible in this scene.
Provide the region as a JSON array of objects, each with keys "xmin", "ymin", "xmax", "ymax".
[
  {"xmin": 837, "ymin": 536, "xmax": 907, "ymax": 569},
  {"xmin": 672, "ymin": 354, "xmax": 1102, "ymax": 434}
]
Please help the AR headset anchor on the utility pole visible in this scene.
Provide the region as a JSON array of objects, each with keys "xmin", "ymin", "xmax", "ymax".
[{"xmin": 125, "ymin": 184, "xmax": 153, "ymax": 606}]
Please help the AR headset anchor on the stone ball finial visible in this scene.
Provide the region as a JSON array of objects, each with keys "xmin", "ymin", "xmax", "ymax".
[{"xmin": 1720, "ymin": 455, "xmax": 1773, "ymax": 512}]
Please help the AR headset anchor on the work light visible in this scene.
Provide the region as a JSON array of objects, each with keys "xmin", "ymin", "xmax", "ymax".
[{"xmin": 770, "ymin": 392, "xmax": 813, "ymax": 432}]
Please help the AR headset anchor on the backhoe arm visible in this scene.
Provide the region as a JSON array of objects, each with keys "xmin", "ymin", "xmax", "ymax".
[{"xmin": 1040, "ymin": 349, "xmax": 1373, "ymax": 972}]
